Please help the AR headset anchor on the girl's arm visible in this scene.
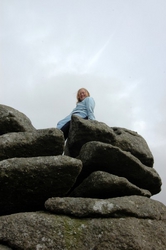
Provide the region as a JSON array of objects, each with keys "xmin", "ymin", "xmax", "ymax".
[{"xmin": 85, "ymin": 97, "xmax": 95, "ymax": 120}]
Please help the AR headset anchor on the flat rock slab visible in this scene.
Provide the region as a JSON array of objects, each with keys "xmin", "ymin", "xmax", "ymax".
[
  {"xmin": 0, "ymin": 128, "xmax": 64, "ymax": 160},
  {"xmin": 45, "ymin": 196, "xmax": 166, "ymax": 219},
  {"xmin": 0, "ymin": 104, "xmax": 35, "ymax": 135},
  {"xmin": 77, "ymin": 141, "xmax": 162, "ymax": 195},
  {"xmin": 69, "ymin": 171, "xmax": 151, "ymax": 198},
  {"xmin": 0, "ymin": 211, "xmax": 166, "ymax": 250},
  {"xmin": 0, "ymin": 156, "xmax": 82, "ymax": 215}
]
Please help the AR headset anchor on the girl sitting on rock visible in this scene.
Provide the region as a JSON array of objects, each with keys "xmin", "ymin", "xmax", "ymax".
[{"xmin": 57, "ymin": 88, "xmax": 95, "ymax": 139}]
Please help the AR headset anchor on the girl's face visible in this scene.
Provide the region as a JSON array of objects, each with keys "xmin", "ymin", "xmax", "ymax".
[{"xmin": 78, "ymin": 89, "xmax": 88, "ymax": 101}]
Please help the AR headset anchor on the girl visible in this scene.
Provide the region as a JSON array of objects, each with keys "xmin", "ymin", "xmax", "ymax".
[{"xmin": 57, "ymin": 88, "xmax": 95, "ymax": 139}]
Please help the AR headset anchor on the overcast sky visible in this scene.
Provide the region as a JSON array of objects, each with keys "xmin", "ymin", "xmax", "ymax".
[{"xmin": 1, "ymin": 0, "xmax": 166, "ymax": 205}]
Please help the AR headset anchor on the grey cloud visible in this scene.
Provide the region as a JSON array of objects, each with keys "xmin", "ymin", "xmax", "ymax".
[{"xmin": 0, "ymin": 0, "xmax": 165, "ymax": 205}]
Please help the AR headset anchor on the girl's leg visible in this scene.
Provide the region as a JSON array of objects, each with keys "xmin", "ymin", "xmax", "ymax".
[
  {"xmin": 61, "ymin": 116, "xmax": 88, "ymax": 140},
  {"xmin": 60, "ymin": 121, "xmax": 70, "ymax": 140}
]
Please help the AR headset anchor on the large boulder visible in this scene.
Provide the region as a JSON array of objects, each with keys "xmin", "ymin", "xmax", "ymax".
[
  {"xmin": 65, "ymin": 115, "xmax": 116, "ymax": 157},
  {"xmin": 0, "ymin": 104, "xmax": 35, "ymax": 135},
  {"xmin": 77, "ymin": 141, "xmax": 161, "ymax": 195},
  {"xmin": 0, "ymin": 208, "xmax": 166, "ymax": 250},
  {"xmin": 0, "ymin": 156, "xmax": 82, "ymax": 215},
  {"xmin": 45, "ymin": 196, "xmax": 166, "ymax": 219},
  {"xmin": 0, "ymin": 105, "xmax": 164, "ymax": 250},
  {"xmin": 0, "ymin": 128, "xmax": 64, "ymax": 160},
  {"xmin": 112, "ymin": 127, "xmax": 154, "ymax": 167},
  {"xmin": 65, "ymin": 116, "xmax": 154, "ymax": 167},
  {"xmin": 69, "ymin": 171, "xmax": 151, "ymax": 198}
]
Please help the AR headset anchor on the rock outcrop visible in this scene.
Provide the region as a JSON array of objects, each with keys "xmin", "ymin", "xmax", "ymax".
[
  {"xmin": 0, "ymin": 155, "xmax": 82, "ymax": 215},
  {"xmin": 65, "ymin": 115, "xmax": 154, "ymax": 167},
  {"xmin": 0, "ymin": 209, "xmax": 166, "ymax": 250},
  {"xmin": 0, "ymin": 128, "xmax": 64, "ymax": 161},
  {"xmin": 75, "ymin": 141, "xmax": 161, "ymax": 195},
  {"xmin": 0, "ymin": 105, "xmax": 165, "ymax": 250},
  {"xmin": 69, "ymin": 171, "xmax": 151, "ymax": 198},
  {"xmin": 0, "ymin": 104, "xmax": 35, "ymax": 135},
  {"xmin": 45, "ymin": 195, "xmax": 166, "ymax": 219}
]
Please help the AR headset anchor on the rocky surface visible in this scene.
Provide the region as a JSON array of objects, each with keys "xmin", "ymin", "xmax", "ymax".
[
  {"xmin": 65, "ymin": 115, "xmax": 154, "ymax": 167},
  {"xmin": 0, "ymin": 104, "xmax": 35, "ymax": 135},
  {"xmin": 112, "ymin": 126, "xmax": 154, "ymax": 167},
  {"xmin": 0, "ymin": 128, "xmax": 64, "ymax": 161},
  {"xmin": 65, "ymin": 115, "xmax": 116, "ymax": 157},
  {"xmin": 76, "ymin": 141, "xmax": 161, "ymax": 195},
  {"xmin": 0, "ymin": 210, "xmax": 166, "ymax": 250},
  {"xmin": 45, "ymin": 196, "xmax": 166, "ymax": 219},
  {"xmin": 0, "ymin": 245, "xmax": 12, "ymax": 250},
  {"xmin": 0, "ymin": 104, "xmax": 165, "ymax": 250},
  {"xmin": 69, "ymin": 171, "xmax": 151, "ymax": 198},
  {"xmin": 0, "ymin": 155, "xmax": 82, "ymax": 215}
]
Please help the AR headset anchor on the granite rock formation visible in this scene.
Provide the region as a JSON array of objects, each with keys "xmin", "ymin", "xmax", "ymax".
[
  {"xmin": 0, "ymin": 104, "xmax": 35, "ymax": 135},
  {"xmin": 0, "ymin": 128, "xmax": 64, "ymax": 161},
  {"xmin": 0, "ymin": 155, "xmax": 82, "ymax": 215},
  {"xmin": 65, "ymin": 115, "xmax": 154, "ymax": 167},
  {"xmin": 0, "ymin": 105, "xmax": 165, "ymax": 250}
]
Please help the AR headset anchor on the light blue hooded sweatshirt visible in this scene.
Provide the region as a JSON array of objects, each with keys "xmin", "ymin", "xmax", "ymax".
[{"xmin": 57, "ymin": 96, "xmax": 95, "ymax": 129}]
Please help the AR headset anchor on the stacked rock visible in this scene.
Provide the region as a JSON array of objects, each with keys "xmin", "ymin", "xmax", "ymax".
[
  {"xmin": 0, "ymin": 105, "xmax": 165, "ymax": 250},
  {"xmin": 64, "ymin": 115, "xmax": 161, "ymax": 198}
]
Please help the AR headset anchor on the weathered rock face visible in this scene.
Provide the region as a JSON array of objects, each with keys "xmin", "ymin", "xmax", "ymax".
[
  {"xmin": 0, "ymin": 128, "xmax": 64, "ymax": 160},
  {"xmin": 65, "ymin": 115, "xmax": 116, "ymax": 157},
  {"xmin": 45, "ymin": 196, "xmax": 166, "ymax": 219},
  {"xmin": 112, "ymin": 126, "xmax": 154, "ymax": 167},
  {"xmin": 0, "ymin": 104, "xmax": 35, "ymax": 135},
  {"xmin": 65, "ymin": 115, "xmax": 154, "ymax": 167},
  {"xmin": 0, "ymin": 245, "xmax": 12, "ymax": 250},
  {"xmin": 76, "ymin": 141, "xmax": 161, "ymax": 195},
  {"xmin": 0, "ymin": 105, "xmax": 165, "ymax": 250},
  {"xmin": 69, "ymin": 171, "xmax": 151, "ymax": 198},
  {"xmin": 0, "ymin": 208, "xmax": 166, "ymax": 250},
  {"xmin": 0, "ymin": 156, "xmax": 82, "ymax": 215}
]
